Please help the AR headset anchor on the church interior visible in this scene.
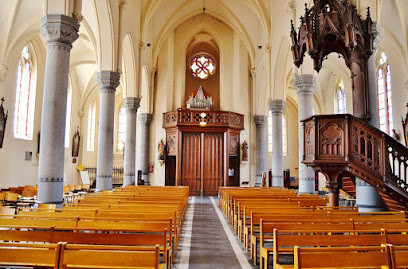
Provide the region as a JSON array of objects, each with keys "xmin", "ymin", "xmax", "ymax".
[{"xmin": 1, "ymin": 0, "xmax": 408, "ymax": 268}]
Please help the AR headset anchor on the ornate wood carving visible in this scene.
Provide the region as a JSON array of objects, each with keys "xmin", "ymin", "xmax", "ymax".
[
  {"xmin": 162, "ymin": 110, "xmax": 244, "ymax": 130},
  {"xmin": 166, "ymin": 131, "xmax": 177, "ymax": 156},
  {"xmin": 291, "ymin": 0, "xmax": 375, "ymax": 119},
  {"xmin": 302, "ymin": 114, "xmax": 408, "ymax": 210},
  {"xmin": 228, "ymin": 133, "xmax": 239, "ymax": 156}
]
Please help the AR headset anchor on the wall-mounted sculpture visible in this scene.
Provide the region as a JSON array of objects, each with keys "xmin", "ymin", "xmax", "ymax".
[{"xmin": 0, "ymin": 97, "xmax": 8, "ymax": 149}]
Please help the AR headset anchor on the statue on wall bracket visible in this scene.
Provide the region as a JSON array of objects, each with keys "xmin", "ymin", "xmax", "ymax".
[{"xmin": 186, "ymin": 86, "xmax": 214, "ymax": 110}]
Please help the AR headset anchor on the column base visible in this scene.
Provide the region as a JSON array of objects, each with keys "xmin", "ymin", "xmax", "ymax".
[
  {"xmin": 272, "ymin": 175, "xmax": 284, "ymax": 187},
  {"xmin": 356, "ymin": 178, "xmax": 384, "ymax": 212},
  {"xmin": 255, "ymin": 175, "xmax": 263, "ymax": 187},
  {"xmin": 123, "ymin": 175, "xmax": 135, "ymax": 186},
  {"xmin": 96, "ymin": 176, "xmax": 113, "ymax": 191},
  {"xmin": 298, "ymin": 177, "xmax": 315, "ymax": 193}
]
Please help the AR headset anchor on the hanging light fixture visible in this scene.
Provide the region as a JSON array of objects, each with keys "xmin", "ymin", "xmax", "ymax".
[{"xmin": 200, "ymin": 112, "xmax": 207, "ymax": 127}]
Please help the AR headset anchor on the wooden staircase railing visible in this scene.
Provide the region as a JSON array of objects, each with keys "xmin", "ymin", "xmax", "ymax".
[{"xmin": 302, "ymin": 114, "xmax": 408, "ymax": 211}]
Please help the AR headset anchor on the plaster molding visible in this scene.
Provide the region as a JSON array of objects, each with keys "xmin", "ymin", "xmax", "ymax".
[
  {"xmin": 269, "ymin": 99, "xmax": 286, "ymax": 113},
  {"xmin": 0, "ymin": 62, "xmax": 8, "ymax": 80},
  {"xmin": 41, "ymin": 14, "xmax": 80, "ymax": 46}
]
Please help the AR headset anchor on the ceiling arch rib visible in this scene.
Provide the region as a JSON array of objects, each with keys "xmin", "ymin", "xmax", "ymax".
[{"xmin": 152, "ymin": 8, "xmax": 255, "ymax": 68}]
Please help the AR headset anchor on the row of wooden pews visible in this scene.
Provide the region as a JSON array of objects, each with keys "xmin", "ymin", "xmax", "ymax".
[
  {"xmin": 0, "ymin": 185, "xmax": 189, "ymax": 269},
  {"xmin": 219, "ymin": 187, "xmax": 408, "ymax": 269}
]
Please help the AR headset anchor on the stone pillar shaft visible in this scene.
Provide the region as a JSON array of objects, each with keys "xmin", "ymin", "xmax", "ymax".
[
  {"xmin": 294, "ymin": 74, "xmax": 316, "ymax": 193},
  {"xmin": 96, "ymin": 71, "xmax": 120, "ymax": 191},
  {"xmin": 123, "ymin": 98, "xmax": 140, "ymax": 186},
  {"xmin": 254, "ymin": 115, "xmax": 268, "ymax": 186},
  {"xmin": 37, "ymin": 14, "xmax": 79, "ymax": 205},
  {"xmin": 269, "ymin": 100, "xmax": 286, "ymax": 187},
  {"xmin": 138, "ymin": 113, "xmax": 153, "ymax": 185}
]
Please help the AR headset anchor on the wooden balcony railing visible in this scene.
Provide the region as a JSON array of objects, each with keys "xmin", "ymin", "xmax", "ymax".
[{"xmin": 302, "ymin": 114, "xmax": 408, "ymax": 210}]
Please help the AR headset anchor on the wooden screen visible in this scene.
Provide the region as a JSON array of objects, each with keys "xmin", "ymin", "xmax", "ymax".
[
  {"xmin": 203, "ymin": 133, "xmax": 224, "ymax": 195},
  {"xmin": 181, "ymin": 133, "xmax": 201, "ymax": 195}
]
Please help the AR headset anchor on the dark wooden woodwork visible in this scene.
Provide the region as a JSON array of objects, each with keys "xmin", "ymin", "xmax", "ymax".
[
  {"xmin": 229, "ymin": 156, "xmax": 240, "ymax": 187},
  {"xmin": 302, "ymin": 114, "xmax": 408, "ymax": 210},
  {"xmin": 165, "ymin": 156, "xmax": 176, "ymax": 186},
  {"xmin": 203, "ymin": 133, "xmax": 224, "ymax": 195},
  {"xmin": 290, "ymin": 0, "xmax": 375, "ymax": 120},
  {"xmin": 163, "ymin": 109, "xmax": 244, "ymax": 195},
  {"xmin": 181, "ymin": 133, "xmax": 202, "ymax": 196}
]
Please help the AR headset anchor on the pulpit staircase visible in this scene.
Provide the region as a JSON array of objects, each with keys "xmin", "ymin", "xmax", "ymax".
[{"xmin": 302, "ymin": 114, "xmax": 408, "ymax": 211}]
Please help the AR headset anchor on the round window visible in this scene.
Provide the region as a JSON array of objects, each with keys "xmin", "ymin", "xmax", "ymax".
[{"xmin": 190, "ymin": 55, "xmax": 216, "ymax": 79}]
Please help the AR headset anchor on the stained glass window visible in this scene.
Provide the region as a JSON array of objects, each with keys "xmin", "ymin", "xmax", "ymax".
[
  {"xmin": 117, "ymin": 105, "xmax": 126, "ymax": 151},
  {"xmin": 336, "ymin": 79, "xmax": 346, "ymax": 114},
  {"xmin": 377, "ymin": 52, "xmax": 393, "ymax": 134},
  {"xmin": 87, "ymin": 104, "xmax": 95, "ymax": 151},
  {"xmin": 268, "ymin": 112, "xmax": 287, "ymax": 156},
  {"xmin": 65, "ymin": 88, "xmax": 72, "ymax": 148},
  {"xmin": 14, "ymin": 45, "xmax": 36, "ymax": 139},
  {"xmin": 190, "ymin": 56, "xmax": 215, "ymax": 79}
]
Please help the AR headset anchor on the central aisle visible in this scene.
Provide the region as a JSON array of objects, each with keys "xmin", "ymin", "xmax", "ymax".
[{"xmin": 175, "ymin": 197, "xmax": 253, "ymax": 269}]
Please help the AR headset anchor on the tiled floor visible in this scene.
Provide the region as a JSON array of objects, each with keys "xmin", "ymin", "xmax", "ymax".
[{"xmin": 174, "ymin": 197, "xmax": 254, "ymax": 269}]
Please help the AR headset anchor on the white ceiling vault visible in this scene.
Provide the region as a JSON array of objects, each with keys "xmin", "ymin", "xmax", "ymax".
[{"xmin": 0, "ymin": 0, "xmax": 407, "ymax": 107}]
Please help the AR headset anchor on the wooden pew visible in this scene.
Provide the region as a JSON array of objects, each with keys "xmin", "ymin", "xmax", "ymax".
[
  {"xmin": 0, "ymin": 242, "xmax": 61, "ymax": 268},
  {"xmin": 263, "ymin": 228, "xmax": 408, "ymax": 269},
  {"xmin": 390, "ymin": 245, "xmax": 408, "ymax": 269},
  {"xmin": 293, "ymin": 245, "xmax": 392, "ymax": 269}
]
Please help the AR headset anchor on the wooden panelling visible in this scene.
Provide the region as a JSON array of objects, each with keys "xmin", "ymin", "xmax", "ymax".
[
  {"xmin": 228, "ymin": 132, "xmax": 239, "ymax": 156},
  {"xmin": 166, "ymin": 131, "xmax": 177, "ymax": 156},
  {"xmin": 181, "ymin": 133, "xmax": 201, "ymax": 196},
  {"xmin": 203, "ymin": 133, "xmax": 224, "ymax": 196}
]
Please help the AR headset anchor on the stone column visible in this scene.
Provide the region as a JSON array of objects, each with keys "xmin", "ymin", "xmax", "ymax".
[
  {"xmin": 355, "ymin": 23, "xmax": 385, "ymax": 212},
  {"xmin": 123, "ymin": 97, "xmax": 141, "ymax": 186},
  {"xmin": 37, "ymin": 15, "xmax": 79, "ymax": 205},
  {"xmin": 138, "ymin": 113, "xmax": 153, "ymax": 185},
  {"xmin": 95, "ymin": 71, "xmax": 120, "ymax": 191},
  {"xmin": 254, "ymin": 115, "xmax": 268, "ymax": 187},
  {"xmin": 269, "ymin": 100, "xmax": 286, "ymax": 187},
  {"xmin": 294, "ymin": 74, "xmax": 317, "ymax": 193}
]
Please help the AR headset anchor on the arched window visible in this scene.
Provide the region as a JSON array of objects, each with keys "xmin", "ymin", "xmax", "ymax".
[
  {"xmin": 377, "ymin": 52, "xmax": 393, "ymax": 134},
  {"xmin": 65, "ymin": 86, "xmax": 72, "ymax": 148},
  {"xmin": 117, "ymin": 104, "xmax": 126, "ymax": 151},
  {"xmin": 268, "ymin": 112, "xmax": 287, "ymax": 156},
  {"xmin": 87, "ymin": 104, "xmax": 96, "ymax": 151},
  {"xmin": 14, "ymin": 45, "xmax": 36, "ymax": 139},
  {"xmin": 336, "ymin": 78, "xmax": 346, "ymax": 114}
]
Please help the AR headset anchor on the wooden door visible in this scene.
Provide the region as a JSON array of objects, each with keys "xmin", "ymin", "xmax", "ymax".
[
  {"xmin": 181, "ymin": 133, "xmax": 201, "ymax": 195},
  {"xmin": 202, "ymin": 133, "xmax": 224, "ymax": 196}
]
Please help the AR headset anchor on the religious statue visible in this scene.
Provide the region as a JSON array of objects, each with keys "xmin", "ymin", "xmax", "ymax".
[
  {"xmin": 392, "ymin": 129, "xmax": 401, "ymax": 142},
  {"xmin": 158, "ymin": 138, "xmax": 165, "ymax": 161},
  {"xmin": 72, "ymin": 127, "xmax": 80, "ymax": 157},
  {"xmin": 0, "ymin": 97, "xmax": 8, "ymax": 149},
  {"xmin": 241, "ymin": 140, "xmax": 248, "ymax": 161}
]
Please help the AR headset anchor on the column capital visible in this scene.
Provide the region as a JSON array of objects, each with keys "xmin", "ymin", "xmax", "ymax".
[
  {"xmin": 0, "ymin": 62, "xmax": 8, "ymax": 81},
  {"xmin": 97, "ymin": 71, "xmax": 120, "ymax": 90},
  {"xmin": 254, "ymin": 115, "xmax": 268, "ymax": 126},
  {"xmin": 269, "ymin": 99, "xmax": 286, "ymax": 113},
  {"xmin": 41, "ymin": 14, "xmax": 80, "ymax": 46},
  {"xmin": 294, "ymin": 74, "xmax": 317, "ymax": 94},
  {"xmin": 139, "ymin": 113, "xmax": 153, "ymax": 125},
  {"xmin": 123, "ymin": 97, "xmax": 141, "ymax": 113},
  {"xmin": 250, "ymin": 68, "xmax": 256, "ymax": 78}
]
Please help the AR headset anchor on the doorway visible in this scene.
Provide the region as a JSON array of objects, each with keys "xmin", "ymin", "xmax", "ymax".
[{"xmin": 181, "ymin": 133, "xmax": 224, "ymax": 196}]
